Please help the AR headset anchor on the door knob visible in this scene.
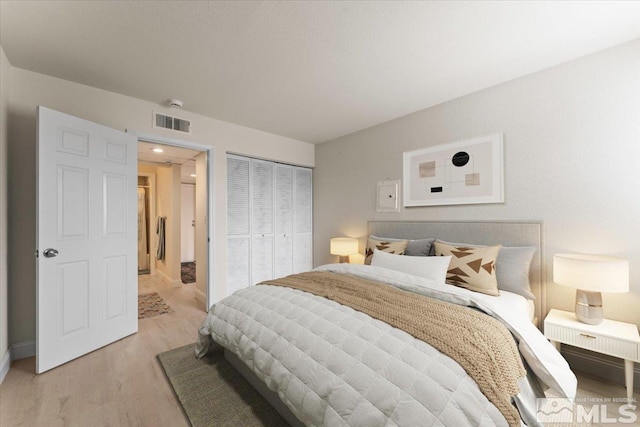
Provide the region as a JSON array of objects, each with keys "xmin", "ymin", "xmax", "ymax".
[{"xmin": 43, "ymin": 248, "xmax": 59, "ymax": 258}]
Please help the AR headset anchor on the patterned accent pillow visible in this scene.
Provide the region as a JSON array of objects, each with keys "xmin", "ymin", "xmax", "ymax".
[
  {"xmin": 365, "ymin": 237, "xmax": 409, "ymax": 265},
  {"xmin": 434, "ymin": 241, "xmax": 502, "ymax": 296},
  {"xmin": 431, "ymin": 240, "xmax": 536, "ymax": 300}
]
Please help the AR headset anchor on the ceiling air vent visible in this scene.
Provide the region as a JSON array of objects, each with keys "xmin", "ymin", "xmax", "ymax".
[{"xmin": 153, "ymin": 112, "xmax": 191, "ymax": 134}]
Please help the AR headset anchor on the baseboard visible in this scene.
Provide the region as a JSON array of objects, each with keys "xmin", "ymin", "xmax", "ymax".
[
  {"xmin": 11, "ymin": 340, "xmax": 36, "ymax": 360},
  {"xmin": 0, "ymin": 349, "xmax": 10, "ymax": 384},
  {"xmin": 156, "ymin": 269, "xmax": 182, "ymax": 288},
  {"xmin": 0, "ymin": 340, "xmax": 36, "ymax": 384},
  {"xmin": 561, "ymin": 345, "xmax": 640, "ymax": 390}
]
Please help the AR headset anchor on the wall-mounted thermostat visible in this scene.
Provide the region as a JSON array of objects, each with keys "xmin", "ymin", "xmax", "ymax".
[{"xmin": 377, "ymin": 180, "xmax": 400, "ymax": 212}]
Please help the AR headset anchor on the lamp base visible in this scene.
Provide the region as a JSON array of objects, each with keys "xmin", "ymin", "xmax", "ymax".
[
  {"xmin": 338, "ymin": 255, "xmax": 350, "ymax": 263},
  {"xmin": 575, "ymin": 289, "xmax": 603, "ymax": 325}
]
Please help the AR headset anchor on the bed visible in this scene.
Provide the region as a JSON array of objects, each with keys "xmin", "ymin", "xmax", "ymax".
[{"xmin": 196, "ymin": 221, "xmax": 576, "ymax": 427}]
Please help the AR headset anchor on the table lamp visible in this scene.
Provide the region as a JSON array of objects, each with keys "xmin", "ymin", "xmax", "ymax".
[
  {"xmin": 330, "ymin": 238, "xmax": 358, "ymax": 263},
  {"xmin": 553, "ymin": 253, "xmax": 629, "ymax": 325}
]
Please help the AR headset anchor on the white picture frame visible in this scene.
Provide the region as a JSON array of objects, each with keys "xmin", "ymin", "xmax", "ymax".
[{"xmin": 402, "ymin": 133, "xmax": 504, "ymax": 207}]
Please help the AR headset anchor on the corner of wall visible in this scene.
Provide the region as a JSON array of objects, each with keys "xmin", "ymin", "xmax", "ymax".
[
  {"xmin": 0, "ymin": 44, "xmax": 11, "ymax": 371},
  {"xmin": 0, "ymin": 348, "xmax": 10, "ymax": 384}
]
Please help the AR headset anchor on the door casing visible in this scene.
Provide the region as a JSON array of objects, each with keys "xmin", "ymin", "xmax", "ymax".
[{"xmin": 130, "ymin": 131, "xmax": 215, "ymax": 311}]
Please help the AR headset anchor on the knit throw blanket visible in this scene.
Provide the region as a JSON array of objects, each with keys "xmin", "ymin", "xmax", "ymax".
[{"xmin": 262, "ymin": 271, "xmax": 525, "ymax": 426}]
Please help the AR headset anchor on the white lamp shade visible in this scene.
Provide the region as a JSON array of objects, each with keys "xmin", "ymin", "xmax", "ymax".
[
  {"xmin": 553, "ymin": 253, "xmax": 629, "ymax": 293},
  {"xmin": 330, "ymin": 238, "xmax": 358, "ymax": 256}
]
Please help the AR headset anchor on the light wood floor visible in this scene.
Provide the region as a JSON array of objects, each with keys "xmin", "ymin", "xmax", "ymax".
[
  {"xmin": 1, "ymin": 276, "xmax": 638, "ymax": 426},
  {"xmin": 563, "ymin": 374, "xmax": 640, "ymax": 426},
  {"xmin": 0, "ymin": 274, "xmax": 205, "ymax": 427}
]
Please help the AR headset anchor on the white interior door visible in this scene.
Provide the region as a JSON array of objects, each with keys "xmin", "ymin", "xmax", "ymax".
[
  {"xmin": 37, "ymin": 106, "xmax": 137, "ymax": 373},
  {"xmin": 226, "ymin": 155, "xmax": 251, "ymax": 294},
  {"xmin": 274, "ymin": 164, "xmax": 293, "ymax": 278},
  {"xmin": 293, "ymin": 167, "xmax": 313, "ymax": 273},
  {"xmin": 251, "ymin": 160, "xmax": 274, "ymax": 285}
]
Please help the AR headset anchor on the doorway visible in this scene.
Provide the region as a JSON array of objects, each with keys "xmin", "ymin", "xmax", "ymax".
[
  {"xmin": 36, "ymin": 107, "xmax": 215, "ymax": 373},
  {"xmin": 134, "ymin": 135, "xmax": 213, "ymax": 313}
]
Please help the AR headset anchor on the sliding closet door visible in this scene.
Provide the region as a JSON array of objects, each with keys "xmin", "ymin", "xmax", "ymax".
[
  {"xmin": 293, "ymin": 167, "xmax": 313, "ymax": 273},
  {"xmin": 274, "ymin": 165, "xmax": 294, "ymax": 278},
  {"xmin": 226, "ymin": 156, "xmax": 251, "ymax": 294},
  {"xmin": 251, "ymin": 160, "xmax": 274, "ymax": 285}
]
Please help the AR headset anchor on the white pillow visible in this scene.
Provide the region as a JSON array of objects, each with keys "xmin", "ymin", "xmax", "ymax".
[{"xmin": 371, "ymin": 249, "xmax": 451, "ymax": 284}]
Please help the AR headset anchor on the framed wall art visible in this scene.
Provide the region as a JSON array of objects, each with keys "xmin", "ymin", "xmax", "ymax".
[{"xmin": 402, "ymin": 133, "xmax": 504, "ymax": 207}]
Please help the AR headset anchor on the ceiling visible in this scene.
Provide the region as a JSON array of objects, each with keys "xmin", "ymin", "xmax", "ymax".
[
  {"xmin": 138, "ymin": 141, "xmax": 200, "ymax": 184},
  {"xmin": 1, "ymin": 1, "xmax": 639, "ymax": 144}
]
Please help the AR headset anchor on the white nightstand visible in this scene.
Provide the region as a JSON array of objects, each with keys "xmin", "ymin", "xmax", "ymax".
[{"xmin": 544, "ymin": 309, "xmax": 640, "ymax": 401}]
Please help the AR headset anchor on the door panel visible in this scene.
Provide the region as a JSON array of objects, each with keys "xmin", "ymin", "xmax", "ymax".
[
  {"xmin": 251, "ymin": 160, "xmax": 274, "ymax": 235},
  {"xmin": 103, "ymin": 173, "xmax": 127, "ymax": 236},
  {"xmin": 57, "ymin": 166, "xmax": 89, "ymax": 239},
  {"xmin": 104, "ymin": 255, "xmax": 127, "ymax": 320},
  {"xmin": 293, "ymin": 167, "xmax": 313, "ymax": 273},
  {"xmin": 251, "ymin": 235, "xmax": 273, "ymax": 285},
  {"xmin": 58, "ymin": 260, "xmax": 89, "ymax": 336},
  {"xmin": 37, "ymin": 106, "xmax": 137, "ymax": 373},
  {"xmin": 274, "ymin": 235, "xmax": 292, "ymax": 278},
  {"xmin": 226, "ymin": 156, "xmax": 251, "ymax": 291},
  {"xmin": 293, "ymin": 234, "xmax": 312, "ymax": 274},
  {"xmin": 227, "ymin": 237, "xmax": 250, "ymax": 294},
  {"xmin": 294, "ymin": 168, "xmax": 313, "ymax": 234},
  {"xmin": 275, "ymin": 165, "xmax": 293, "ymax": 235}
]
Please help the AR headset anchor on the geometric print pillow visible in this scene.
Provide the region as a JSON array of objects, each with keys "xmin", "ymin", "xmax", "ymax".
[
  {"xmin": 433, "ymin": 241, "xmax": 502, "ymax": 296},
  {"xmin": 364, "ymin": 237, "xmax": 409, "ymax": 265}
]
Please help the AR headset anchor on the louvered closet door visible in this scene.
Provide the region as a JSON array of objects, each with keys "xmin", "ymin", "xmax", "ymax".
[
  {"xmin": 274, "ymin": 165, "xmax": 294, "ymax": 278},
  {"xmin": 251, "ymin": 160, "xmax": 274, "ymax": 284},
  {"xmin": 293, "ymin": 167, "xmax": 313, "ymax": 273},
  {"xmin": 226, "ymin": 156, "xmax": 251, "ymax": 294}
]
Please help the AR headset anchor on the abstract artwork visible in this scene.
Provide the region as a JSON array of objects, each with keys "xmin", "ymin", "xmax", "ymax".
[{"xmin": 403, "ymin": 134, "xmax": 504, "ymax": 207}]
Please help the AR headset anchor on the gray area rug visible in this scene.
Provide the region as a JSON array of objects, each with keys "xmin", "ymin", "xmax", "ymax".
[{"xmin": 157, "ymin": 344, "xmax": 288, "ymax": 427}]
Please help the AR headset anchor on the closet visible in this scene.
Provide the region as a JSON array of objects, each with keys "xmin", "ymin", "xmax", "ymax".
[{"xmin": 227, "ymin": 154, "xmax": 312, "ymax": 294}]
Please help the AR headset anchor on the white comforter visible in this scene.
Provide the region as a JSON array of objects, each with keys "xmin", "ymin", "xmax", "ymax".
[{"xmin": 196, "ymin": 264, "xmax": 576, "ymax": 427}]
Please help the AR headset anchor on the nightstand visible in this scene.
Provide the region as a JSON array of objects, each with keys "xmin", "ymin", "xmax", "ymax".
[{"xmin": 544, "ymin": 309, "xmax": 640, "ymax": 401}]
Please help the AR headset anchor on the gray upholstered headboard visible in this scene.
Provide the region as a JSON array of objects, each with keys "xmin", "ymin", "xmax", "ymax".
[{"xmin": 368, "ymin": 221, "xmax": 544, "ymax": 326}]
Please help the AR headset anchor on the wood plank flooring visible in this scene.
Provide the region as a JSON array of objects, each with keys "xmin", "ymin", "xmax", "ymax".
[
  {"xmin": 1, "ymin": 275, "xmax": 637, "ymax": 426},
  {"xmin": 567, "ymin": 374, "xmax": 640, "ymax": 426},
  {"xmin": 1, "ymin": 275, "xmax": 205, "ymax": 427}
]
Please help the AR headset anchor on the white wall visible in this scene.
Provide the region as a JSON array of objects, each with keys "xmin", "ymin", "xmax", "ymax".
[
  {"xmin": 314, "ymin": 40, "xmax": 640, "ymax": 325},
  {"xmin": 0, "ymin": 47, "xmax": 10, "ymax": 372},
  {"xmin": 6, "ymin": 65, "xmax": 315, "ymax": 346},
  {"xmin": 194, "ymin": 152, "xmax": 208, "ymax": 307},
  {"xmin": 155, "ymin": 164, "xmax": 182, "ymax": 284},
  {"xmin": 181, "ymin": 183, "xmax": 196, "ymax": 263}
]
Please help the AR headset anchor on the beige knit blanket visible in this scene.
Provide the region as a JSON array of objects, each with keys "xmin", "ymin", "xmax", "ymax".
[{"xmin": 262, "ymin": 271, "xmax": 525, "ymax": 426}]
